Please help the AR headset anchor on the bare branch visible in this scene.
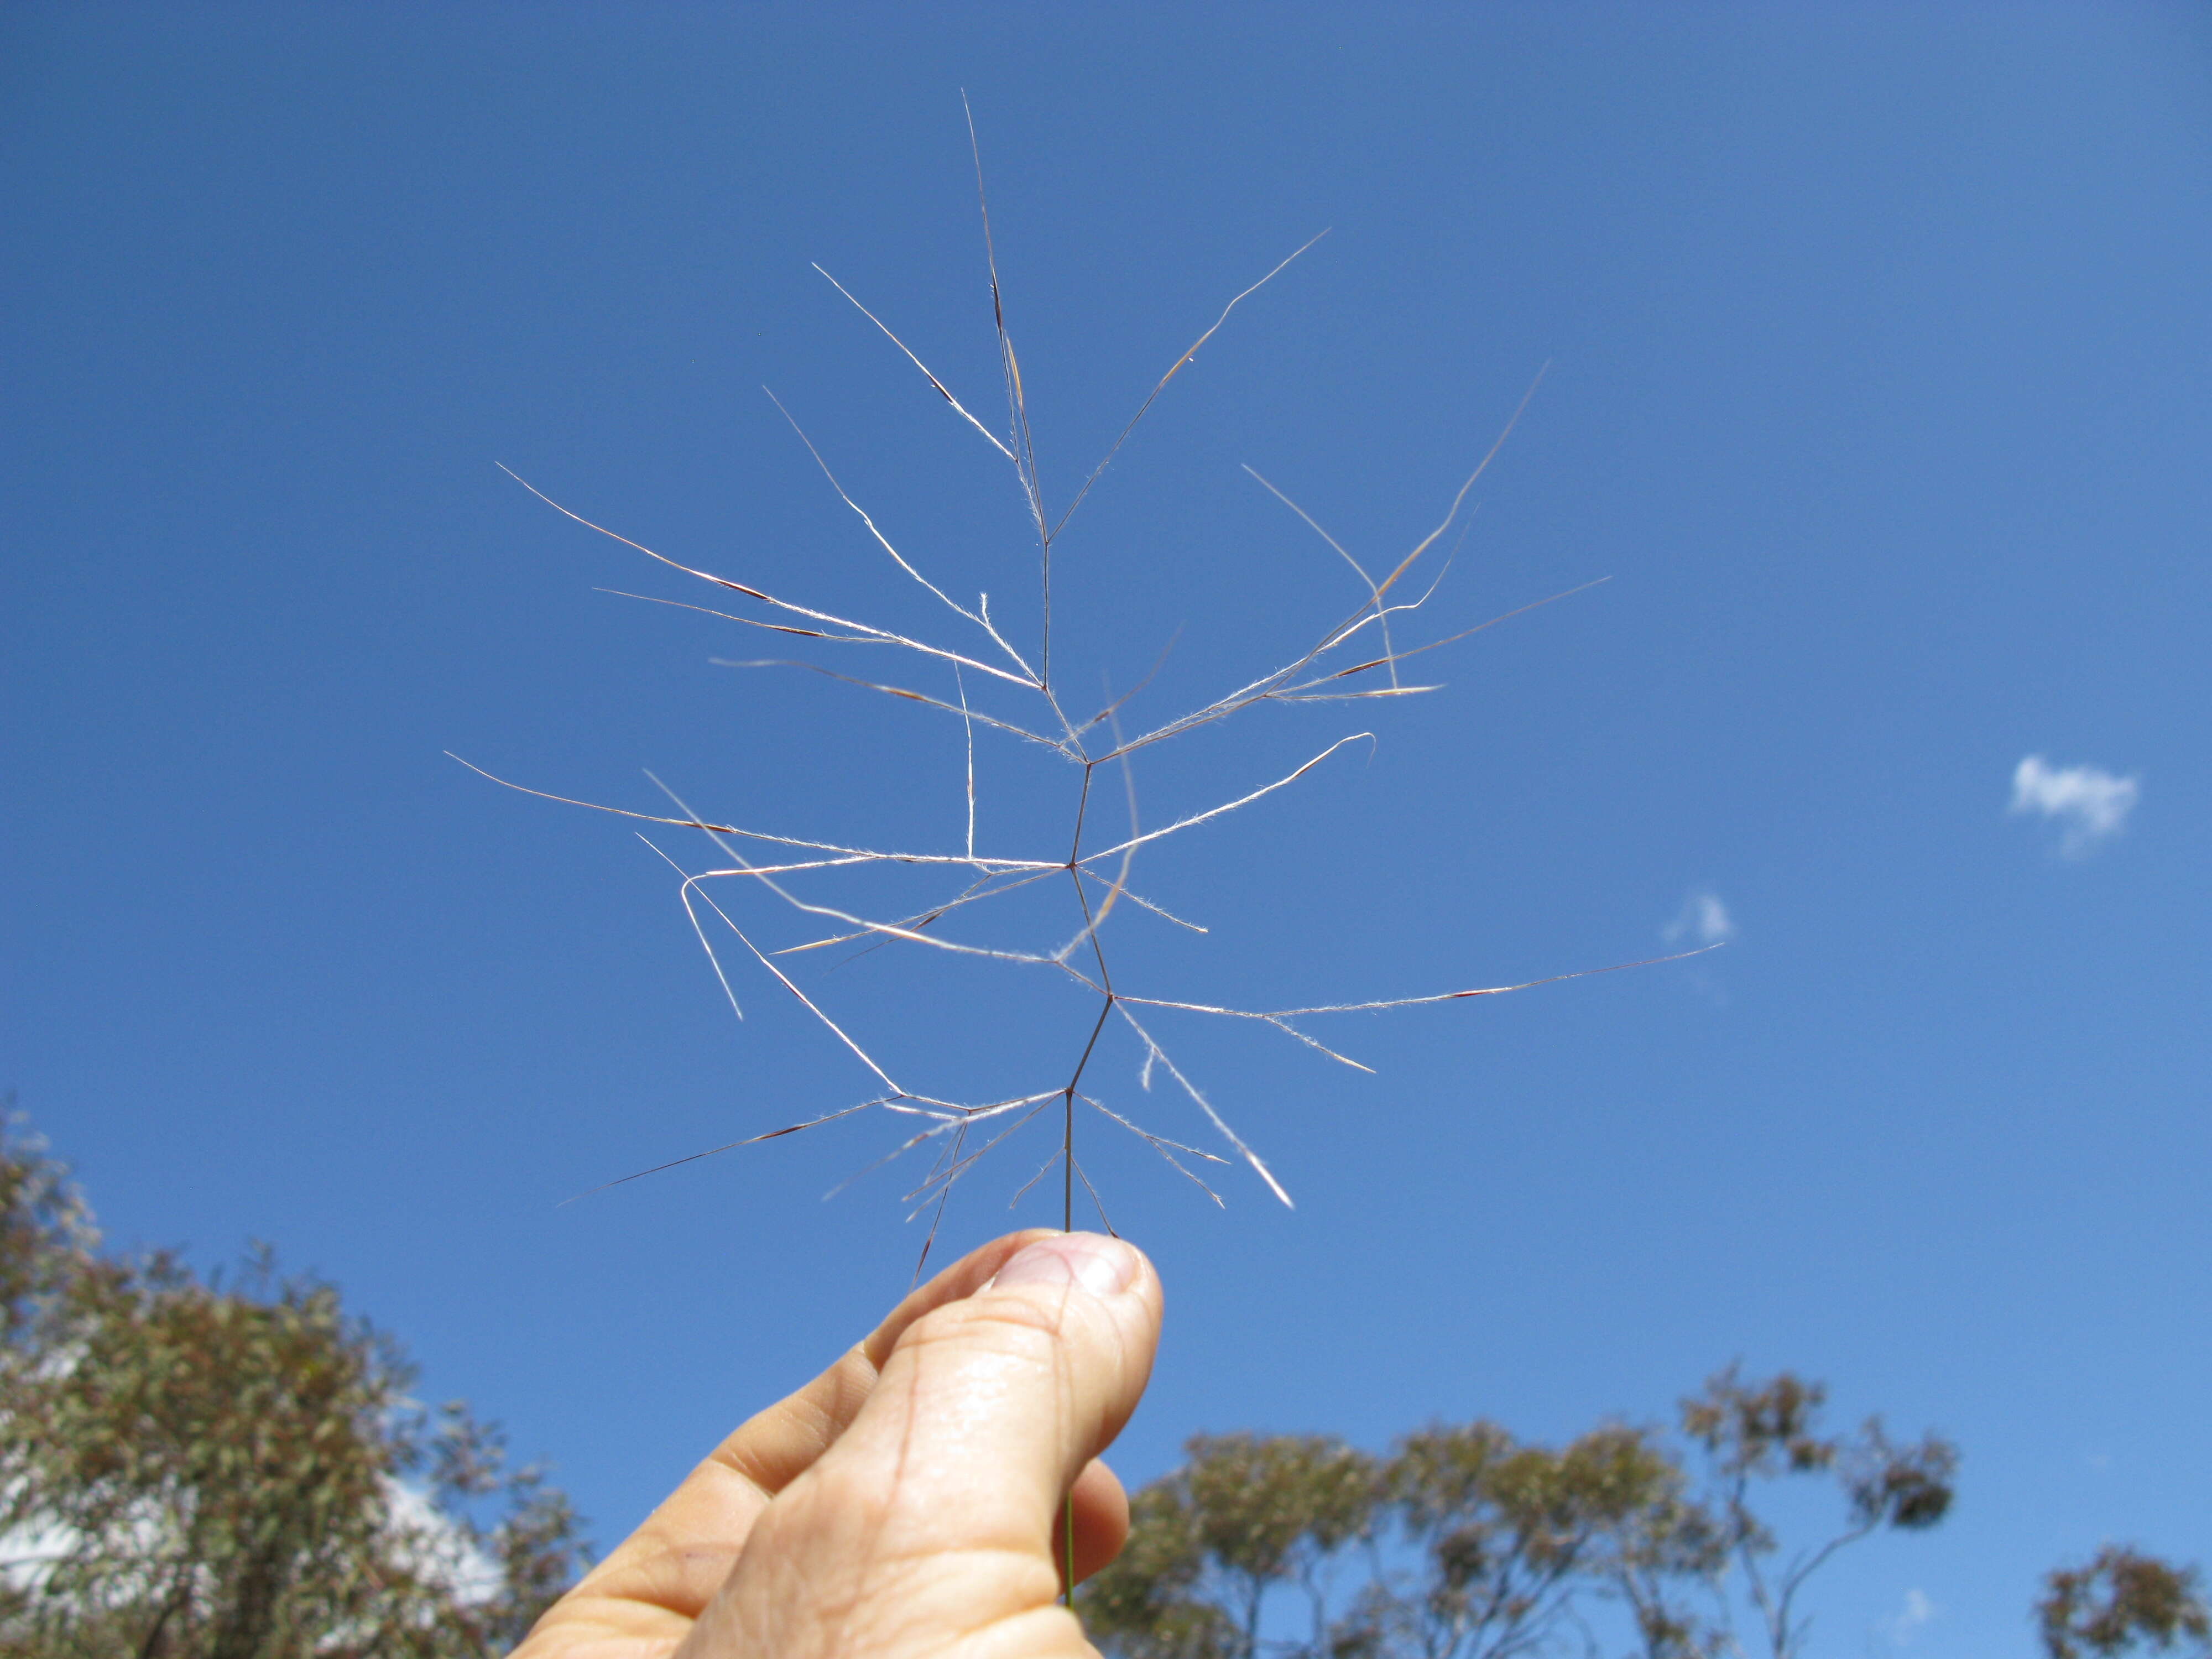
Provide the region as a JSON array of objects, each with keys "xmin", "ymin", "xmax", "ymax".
[
  {"xmin": 1244, "ymin": 464, "xmax": 1400, "ymax": 690},
  {"xmin": 1078, "ymin": 734, "xmax": 1374, "ymax": 864},
  {"xmin": 447, "ymin": 752, "xmax": 1056, "ymax": 872},
  {"xmin": 557, "ymin": 1097, "xmax": 888, "ymax": 1206},
  {"xmin": 811, "ymin": 263, "xmax": 1019, "ymax": 462},
  {"xmin": 772, "ymin": 867, "xmax": 1066, "ymax": 959},
  {"xmin": 1084, "ymin": 1093, "xmax": 1228, "ymax": 1207},
  {"xmin": 712, "ymin": 657, "xmax": 1073, "ymax": 755},
  {"xmin": 762, "ymin": 387, "xmax": 1042, "ymax": 686},
  {"xmin": 648, "ymin": 775, "xmax": 1064, "ymax": 969},
  {"xmin": 499, "ymin": 463, "xmax": 1039, "ymax": 690},
  {"xmin": 1053, "ymin": 231, "xmax": 1331, "ymax": 541},
  {"xmin": 1114, "ymin": 1004, "xmax": 1293, "ymax": 1208},
  {"xmin": 1081, "ymin": 866, "xmax": 1207, "ymax": 933}
]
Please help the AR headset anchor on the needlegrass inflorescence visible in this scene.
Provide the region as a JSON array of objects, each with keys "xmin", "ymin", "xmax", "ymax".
[{"xmin": 458, "ymin": 105, "xmax": 1703, "ymax": 1280}]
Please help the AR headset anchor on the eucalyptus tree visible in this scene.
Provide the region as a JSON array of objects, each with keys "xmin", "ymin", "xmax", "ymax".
[
  {"xmin": 1086, "ymin": 1369, "xmax": 1958, "ymax": 1659},
  {"xmin": 0, "ymin": 1113, "xmax": 587, "ymax": 1659},
  {"xmin": 2038, "ymin": 1546, "xmax": 2211, "ymax": 1659},
  {"xmin": 1678, "ymin": 1365, "xmax": 1957, "ymax": 1659},
  {"xmin": 1338, "ymin": 1420, "xmax": 1697, "ymax": 1659},
  {"xmin": 1082, "ymin": 1431, "xmax": 1381, "ymax": 1659},
  {"xmin": 1083, "ymin": 1421, "xmax": 1715, "ymax": 1659}
]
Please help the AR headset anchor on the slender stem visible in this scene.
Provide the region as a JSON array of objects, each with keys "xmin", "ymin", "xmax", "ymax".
[
  {"xmin": 1060, "ymin": 763, "xmax": 1093, "ymax": 1613},
  {"xmin": 1055, "ymin": 760, "xmax": 1126, "ymax": 1615},
  {"xmin": 1062, "ymin": 1082, "xmax": 1074, "ymax": 1596}
]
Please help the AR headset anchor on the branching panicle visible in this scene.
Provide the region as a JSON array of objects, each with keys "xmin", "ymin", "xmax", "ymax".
[{"xmin": 474, "ymin": 113, "xmax": 1680, "ymax": 1275}]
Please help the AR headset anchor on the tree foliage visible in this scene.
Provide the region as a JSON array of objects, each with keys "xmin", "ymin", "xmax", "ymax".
[
  {"xmin": 1680, "ymin": 1364, "xmax": 1957, "ymax": 1658},
  {"xmin": 1083, "ymin": 1369, "xmax": 1958, "ymax": 1659},
  {"xmin": 2038, "ymin": 1547, "xmax": 2212, "ymax": 1659},
  {"xmin": 1082, "ymin": 1432, "xmax": 1380, "ymax": 1659},
  {"xmin": 1340, "ymin": 1420, "xmax": 1702, "ymax": 1659},
  {"xmin": 0, "ymin": 1111, "xmax": 589, "ymax": 1658}
]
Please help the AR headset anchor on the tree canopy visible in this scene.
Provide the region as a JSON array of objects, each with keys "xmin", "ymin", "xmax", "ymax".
[
  {"xmin": 0, "ymin": 1112, "xmax": 589, "ymax": 1658},
  {"xmin": 1081, "ymin": 1368, "xmax": 1960, "ymax": 1659},
  {"xmin": 2038, "ymin": 1546, "xmax": 2212, "ymax": 1659}
]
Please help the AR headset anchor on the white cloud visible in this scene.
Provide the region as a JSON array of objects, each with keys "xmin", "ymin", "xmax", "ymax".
[
  {"xmin": 1662, "ymin": 889, "xmax": 1735, "ymax": 946},
  {"xmin": 1880, "ymin": 1587, "xmax": 1939, "ymax": 1647},
  {"xmin": 384, "ymin": 1477, "xmax": 503, "ymax": 1605},
  {"xmin": 2010, "ymin": 755, "xmax": 2139, "ymax": 856},
  {"xmin": 0, "ymin": 1473, "xmax": 499, "ymax": 1610}
]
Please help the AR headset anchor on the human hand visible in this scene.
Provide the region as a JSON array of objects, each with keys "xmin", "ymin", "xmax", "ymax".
[{"xmin": 511, "ymin": 1228, "xmax": 1163, "ymax": 1658}]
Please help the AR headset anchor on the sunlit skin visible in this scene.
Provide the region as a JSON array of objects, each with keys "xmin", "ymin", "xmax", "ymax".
[{"xmin": 510, "ymin": 1230, "xmax": 1161, "ymax": 1659}]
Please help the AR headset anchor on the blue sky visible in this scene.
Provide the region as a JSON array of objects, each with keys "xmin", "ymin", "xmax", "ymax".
[{"xmin": 4, "ymin": 6, "xmax": 2208, "ymax": 1652}]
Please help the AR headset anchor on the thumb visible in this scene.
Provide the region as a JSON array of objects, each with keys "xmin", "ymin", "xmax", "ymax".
[{"xmin": 683, "ymin": 1233, "xmax": 1162, "ymax": 1659}]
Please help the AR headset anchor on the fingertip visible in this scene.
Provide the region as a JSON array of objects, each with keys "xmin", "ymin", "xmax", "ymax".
[
  {"xmin": 960, "ymin": 1232, "xmax": 1162, "ymax": 1477},
  {"xmin": 989, "ymin": 1232, "xmax": 1141, "ymax": 1297},
  {"xmin": 862, "ymin": 1228, "xmax": 1061, "ymax": 1369}
]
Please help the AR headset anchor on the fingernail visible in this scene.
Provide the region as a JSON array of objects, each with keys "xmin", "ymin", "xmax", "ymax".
[{"xmin": 992, "ymin": 1233, "xmax": 1138, "ymax": 1298}]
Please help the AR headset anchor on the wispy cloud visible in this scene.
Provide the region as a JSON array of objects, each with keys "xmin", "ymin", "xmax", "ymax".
[
  {"xmin": 2010, "ymin": 755, "xmax": 2139, "ymax": 857},
  {"xmin": 1879, "ymin": 1587, "xmax": 1939, "ymax": 1648},
  {"xmin": 1662, "ymin": 889, "xmax": 1735, "ymax": 946},
  {"xmin": 1662, "ymin": 890, "xmax": 1734, "ymax": 1006}
]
